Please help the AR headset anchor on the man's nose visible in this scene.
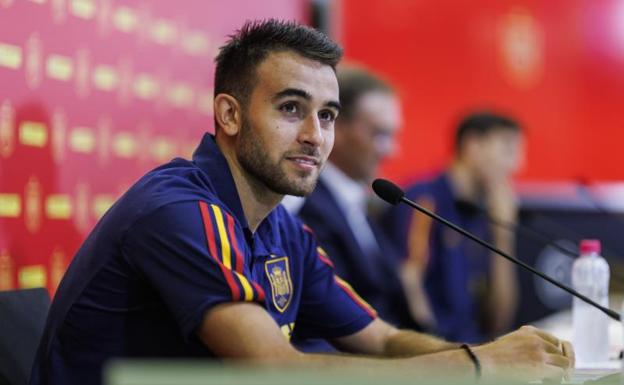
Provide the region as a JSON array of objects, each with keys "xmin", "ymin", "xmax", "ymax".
[{"xmin": 298, "ymin": 115, "xmax": 323, "ymax": 147}]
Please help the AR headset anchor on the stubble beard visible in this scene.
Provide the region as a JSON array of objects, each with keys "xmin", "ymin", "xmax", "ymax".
[{"xmin": 236, "ymin": 117, "xmax": 321, "ymax": 197}]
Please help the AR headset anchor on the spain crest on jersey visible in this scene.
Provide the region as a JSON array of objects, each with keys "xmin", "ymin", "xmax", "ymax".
[{"xmin": 265, "ymin": 256, "xmax": 292, "ymax": 313}]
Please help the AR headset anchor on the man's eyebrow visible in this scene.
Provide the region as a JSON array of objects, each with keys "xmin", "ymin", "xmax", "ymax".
[
  {"xmin": 272, "ymin": 88, "xmax": 311, "ymax": 102},
  {"xmin": 326, "ymin": 100, "xmax": 341, "ymax": 112},
  {"xmin": 272, "ymin": 88, "xmax": 341, "ymax": 112}
]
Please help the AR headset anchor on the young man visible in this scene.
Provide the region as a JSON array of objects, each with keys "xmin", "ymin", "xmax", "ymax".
[
  {"xmin": 381, "ymin": 113, "xmax": 524, "ymax": 343},
  {"xmin": 30, "ymin": 21, "xmax": 571, "ymax": 385}
]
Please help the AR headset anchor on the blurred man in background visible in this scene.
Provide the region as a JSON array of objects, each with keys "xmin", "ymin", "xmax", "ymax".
[
  {"xmin": 381, "ymin": 112, "xmax": 524, "ymax": 343},
  {"xmin": 287, "ymin": 67, "xmax": 422, "ymax": 331}
]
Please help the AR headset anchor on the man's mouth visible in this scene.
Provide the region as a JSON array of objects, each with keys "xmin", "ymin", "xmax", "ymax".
[
  {"xmin": 285, "ymin": 155, "xmax": 320, "ymax": 170},
  {"xmin": 287, "ymin": 156, "xmax": 318, "ymax": 165}
]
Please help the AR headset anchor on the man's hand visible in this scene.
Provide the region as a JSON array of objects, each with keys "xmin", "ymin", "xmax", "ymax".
[
  {"xmin": 474, "ymin": 325, "xmax": 575, "ymax": 382},
  {"xmin": 484, "ymin": 175, "xmax": 517, "ymax": 224}
]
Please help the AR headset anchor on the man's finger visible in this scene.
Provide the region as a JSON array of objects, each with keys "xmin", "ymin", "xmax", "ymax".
[
  {"xmin": 530, "ymin": 327, "xmax": 561, "ymax": 348},
  {"xmin": 561, "ymin": 340, "xmax": 575, "ymax": 369},
  {"xmin": 542, "ymin": 339, "xmax": 563, "ymax": 355},
  {"xmin": 545, "ymin": 353, "xmax": 570, "ymax": 369}
]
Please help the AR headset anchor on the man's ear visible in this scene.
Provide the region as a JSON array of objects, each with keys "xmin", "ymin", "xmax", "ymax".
[{"xmin": 214, "ymin": 93, "xmax": 243, "ymax": 137}]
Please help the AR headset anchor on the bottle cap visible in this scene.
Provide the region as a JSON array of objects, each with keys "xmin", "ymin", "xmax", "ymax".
[{"xmin": 579, "ymin": 239, "xmax": 601, "ymax": 255}]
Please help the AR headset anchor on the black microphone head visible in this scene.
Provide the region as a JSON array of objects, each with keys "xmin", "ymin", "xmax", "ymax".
[{"xmin": 372, "ymin": 179, "xmax": 404, "ymax": 205}]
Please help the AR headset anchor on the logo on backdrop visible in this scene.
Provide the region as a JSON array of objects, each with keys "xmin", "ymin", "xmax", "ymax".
[
  {"xmin": 52, "ymin": 0, "xmax": 67, "ymax": 24},
  {"xmin": 52, "ymin": 108, "xmax": 67, "ymax": 164},
  {"xmin": 0, "ymin": 100, "xmax": 15, "ymax": 158},
  {"xmin": 498, "ymin": 7, "xmax": 544, "ymax": 89},
  {"xmin": 26, "ymin": 32, "xmax": 43, "ymax": 89},
  {"xmin": 50, "ymin": 247, "xmax": 66, "ymax": 291},
  {"xmin": 0, "ymin": 249, "xmax": 14, "ymax": 290},
  {"xmin": 25, "ymin": 176, "xmax": 42, "ymax": 234},
  {"xmin": 97, "ymin": 116, "xmax": 112, "ymax": 165},
  {"xmin": 74, "ymin": 182, "xmax": 90, "ymax": 233},
  {"xmin": 0, "ymin": 0, "xmax": 13, "ymax": 10},
  {"xmin": 75, "ymin": 48, "xmax": 91, "ymax": 98}
]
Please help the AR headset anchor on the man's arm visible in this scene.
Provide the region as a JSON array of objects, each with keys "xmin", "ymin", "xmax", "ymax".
[
  {"xmin": 484, "ymin": 178, "xmax": 519, "ymax": 335},
  {"xmin": 199, "ymin": 302, "xmax": 573, "ymax": 382},
  {"xmin": 400, "ymin": 197, "xmax": 436, "ymax": 329},
  {"xmin": 332, "ymin": 318, "xmax": 456, "ymax": 356}
]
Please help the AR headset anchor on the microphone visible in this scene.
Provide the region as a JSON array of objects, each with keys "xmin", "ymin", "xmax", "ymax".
[{"xmin": 372, "ymin": 178, "xmax": 621, "ymax": 321}]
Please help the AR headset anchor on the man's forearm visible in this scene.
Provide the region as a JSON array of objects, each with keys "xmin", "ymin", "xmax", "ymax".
[
  {"xmin": 332, "ymin": 318, "xmax": 456, "ymax": 357},
  {"xmin": 488, "ymin": 225, "xmax": 519, "ymax": 333},
  {"xmin": 383, "ymin": 328, "xmax": 458, "ymax": 356},
  {"xmin": 400, "ymin": 262, "xmax": 436, "ymax": 329}
]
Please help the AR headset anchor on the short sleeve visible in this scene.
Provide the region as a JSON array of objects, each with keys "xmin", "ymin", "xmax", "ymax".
[
  {"xmin": 123, "ymin": 200, "xmax": 265, "ymax": 341},
  {"xmin": 379, "ymin": 190, "xmax": 435, "ymax": 262},
  {"xmin": 293, "ymin": 226, "xmax": 376, "ymax": 340}
]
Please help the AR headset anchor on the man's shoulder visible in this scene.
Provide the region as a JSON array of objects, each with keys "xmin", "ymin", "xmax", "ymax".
[
  {"xmin": 404, "ymin": 172, "xmax": 447, "ymax": 200},
  {"xmin": 127, "ymin": 158, "xmax": 221, "ymax": 208},
  {"xmin": 96, "ymin": 158, "xmax": 226, "ymax": 238}
]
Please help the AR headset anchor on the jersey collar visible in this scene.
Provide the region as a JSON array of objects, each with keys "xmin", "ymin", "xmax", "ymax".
[
  {"xmin": 192, "ymin": 133, "xmax": 249, "ymax": 229},
  {"xmin": 192, "ymin": 133, "xmax": 286, "ymax": 257}
]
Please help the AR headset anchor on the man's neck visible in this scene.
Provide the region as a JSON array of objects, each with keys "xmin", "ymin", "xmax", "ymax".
[
  {"xmin": 216, "ymin": 138, "xmax": 282, "ymax": 233},
  {"xmin": 448, "ymin": 160, "xmax": 480, "ymax": 201}
]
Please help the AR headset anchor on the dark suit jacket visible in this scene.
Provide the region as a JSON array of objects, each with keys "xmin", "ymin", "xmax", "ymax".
[{"xmin": 298, "ymin": 179, "xmax": 420, "ymax": 330}]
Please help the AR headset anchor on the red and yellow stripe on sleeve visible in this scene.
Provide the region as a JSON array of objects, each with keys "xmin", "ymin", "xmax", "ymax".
[
  {"xmin": 316, "ymin": 247, "xmax": 377, "ymax": 318},
  {"xmin": 198, "ymin": 201, "xmax": 265, "ymax": 302}
]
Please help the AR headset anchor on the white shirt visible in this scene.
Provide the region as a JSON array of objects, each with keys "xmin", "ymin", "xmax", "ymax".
[{"xmin": 317, "ymin": 163, "xmax": 380, "ymax": 254}]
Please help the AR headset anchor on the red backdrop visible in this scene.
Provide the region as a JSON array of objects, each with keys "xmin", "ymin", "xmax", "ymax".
[
  {"xmin": 0, "ymin": 0, "xmax": 305, "ymax": 293},
  {"xmin": 340, "ymin": 0, "xmax": 624, "ymax": 184}
]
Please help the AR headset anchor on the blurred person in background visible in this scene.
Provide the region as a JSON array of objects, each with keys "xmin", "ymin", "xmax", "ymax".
[
  {"xmin": 285, "ymin": 67, "xmax": 422, "ymax": 332},
  {"xmin": 381, "ymin": 112, "xmax": 524, "ymax": 343}
]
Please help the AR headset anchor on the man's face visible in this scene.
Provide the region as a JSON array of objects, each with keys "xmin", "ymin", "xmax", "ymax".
[
  {"xmin": 236, "ymin": 51, "xmax": 340, "ymax": 196},
  {"xmin": 332, "ymin": 91, "xmax": 401, "ymax": 183},
  {"xmin": 472, "ymin": 128, "xmax": 525, "ymax": 182}
]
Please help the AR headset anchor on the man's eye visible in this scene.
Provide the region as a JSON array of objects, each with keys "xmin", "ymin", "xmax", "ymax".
[
  {"xmin": 319, "ymin": 110, "xmax": 336, "ymax": 122},
  {"xmin": 280, "ymin": 102, "xmax": 298, "ymax": 114}
]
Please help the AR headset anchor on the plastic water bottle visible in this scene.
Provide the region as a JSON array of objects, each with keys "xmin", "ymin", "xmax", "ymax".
[{"xmin": 572, "ymin": 239, "xmax": 610, "ymax": 364}]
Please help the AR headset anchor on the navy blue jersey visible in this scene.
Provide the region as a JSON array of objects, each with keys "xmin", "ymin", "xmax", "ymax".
[
  {"xmin": 30, "ymin": 134, "xmax": 375, "ymax": 385},
  {"xmin": 380, "ymin": 173, "xmax": 490, "ymax": 343}
]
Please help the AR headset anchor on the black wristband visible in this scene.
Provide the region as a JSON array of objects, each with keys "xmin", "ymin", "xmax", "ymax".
[{"xmin": 460, "ymin": 344, "xmax": 481, "ymax": 379}]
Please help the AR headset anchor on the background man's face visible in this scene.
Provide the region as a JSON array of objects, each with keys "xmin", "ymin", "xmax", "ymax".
[
  {"xmin": 473, "ymin": 128, "xmax": 525, "ymax": 182},
  {"xmin": 236, "ymin": 51, "xmax": 340, "ymax": 196},
  {"xmin": 332, "ymin": 91, "xmax": 401, "ymax": 183}
]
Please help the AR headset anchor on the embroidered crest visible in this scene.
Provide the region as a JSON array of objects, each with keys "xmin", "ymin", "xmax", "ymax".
[{"xmin": 265, "ymin": 257, "xmax": 292, "ymax": 313}]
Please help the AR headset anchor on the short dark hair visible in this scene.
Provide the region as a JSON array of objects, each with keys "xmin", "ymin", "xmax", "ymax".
[
  {"xmin": 454, "ymin": 112, "xmax": 521, "ymax": 153},
  {"xmin": 214, "ymin": 19, "xmax": 343, "ymax": 107},
  {"xmin": 336, "ymin": 66, "xmax": 393, "ymax": 121}
]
